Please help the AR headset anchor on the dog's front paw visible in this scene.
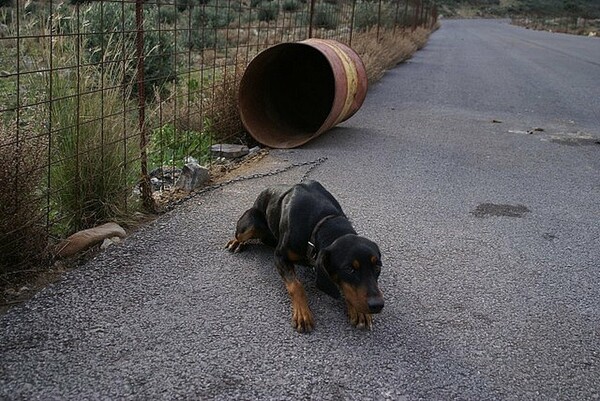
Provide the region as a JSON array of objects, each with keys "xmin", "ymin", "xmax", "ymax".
[
  {"xmin": 292, "ymin": 305, "xmax": 314, "ymax": 333},
  {"xmin": 225, "ymin": 239, "xmax": 245, "ymax": 253},
  {"xmin": 347, "ymin": 305, "xmax": 373, "ymax": 330}
]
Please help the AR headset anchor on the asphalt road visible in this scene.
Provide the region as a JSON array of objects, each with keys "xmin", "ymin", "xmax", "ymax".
[{"xmin": 2, "ymin": 19, "xmax": 599, "ymax": 400}]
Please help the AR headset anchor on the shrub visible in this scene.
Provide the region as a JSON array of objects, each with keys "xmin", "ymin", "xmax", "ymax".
[
  {"xmin": 257, "ymin": 1, "xmax": 279, "ymax": 22},
  {"xmin": 353, "ymin": 1, "xmax": 399, "ymax": 31},
  {"xmin": 185, "ymin": 7, "xmax": 220, "ymax": 50},
  {"xmin": 187, "ymin": 27, "xmax": 218, "ymax": 50},
  {"xmin": 312, "ymin": 3, "xmax": 338, "ymax": 29},
  {"xmin": 353, "ymin": 1, "xmax": 379, "ymax": 30},
  {"xmin": 0, "ymin": 119, "xmax": 48, "ymax": 276},
  {"xmin": 176, "ymin": 0, "xmax": 211, "ymax": 12},
  {"xmin": 157, "ymin": 6, "xmax": 179, "ymax": 25},
  {"xmin": 83, "ymin": 2, "xmax": 176, "ymax": 100},
  {"xmin": 282, "ymin": 0, "xmax": 301, "ymax": 12},
  {"xmin": 205, "ymin": 4, "xmax": 236, "ymax": 28}
]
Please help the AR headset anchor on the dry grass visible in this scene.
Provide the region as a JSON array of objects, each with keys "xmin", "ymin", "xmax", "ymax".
[
  {"xmin": 0, "ymin": 119, "xmax": 49, "ymax": 278},
  {"xmin": 208, "ymin": 66, "xmax": 247, "ymax": 142},
  {"xmin": 352, "ymin": 26, "xmax": 433, "ymax": 83},
  {"xmin": 156, "ymin": 64, "xmax": 247, "ymax": 144}
]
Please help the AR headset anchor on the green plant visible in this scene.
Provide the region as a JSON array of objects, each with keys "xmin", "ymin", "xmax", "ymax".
[
  {"xmin": 282, "ymin": 0, "xmax": 302, "ymax": 12},
  {"xmin": 257, "ymin": 1, "xmax": 279, "ymax": 22},
  {"xmin": 353, "ymin": 1, "xmax": 379, "ymax": 30},
  {"xmin": 176, "ymin": 0, "xmax": 212, "ymax": 12},
  {"xmin": 205, "ymin": 4, "xmax": 236, "ymax": 28},
  {"xmin": 186, "ymin": 13, "xmax": 217, "ymax": 49},
  {"xmin": 149, "ymin": 124, "xmax": 213, "ymax": 169},
  {"xmin": 157, "ymin": 5, "xmax": 179, "ymax": 24},
  {"xmin": 184, "ymin": 5, "xmax": 234, "ymax": 50},
  {"xmin": 312, "ymin": 3, "xmax": 338, "ymax": 29},
  {"xmin": 46, "ymin": 35, "xmax": 139, "ymax": 233},
  {"xmin": 83, "ymin": 2, "xmax": 176, "ymax": 100}
]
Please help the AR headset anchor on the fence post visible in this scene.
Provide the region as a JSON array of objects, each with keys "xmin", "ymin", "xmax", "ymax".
[
  {"xmin": 135, "ymin": 0, "xmax": 155, "ymax": 212},
  {"xmin": 412, "ymin": 0, "xmax": 419, "ymax": 31},
  {"xmin": 376, "ymin": 0, "xmax": 383, "ymax": 42},
  {"xmin": 349, "ymin": 0, "xmax": 357, "ymax": 46},
  {"xmin": 308, "ymin": 0, "xmax": 316, "ymax": 38}
]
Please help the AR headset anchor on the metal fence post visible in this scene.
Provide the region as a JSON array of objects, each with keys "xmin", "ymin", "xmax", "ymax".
[
  {"xmin": 135, "ymin": 0, "xmax": 155, "ymax": 212},
  {"xmin": 308, "ymin": 0, "xmax": 316, "ymax": 38}
]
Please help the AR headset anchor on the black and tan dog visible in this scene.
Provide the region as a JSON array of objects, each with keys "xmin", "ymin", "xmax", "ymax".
[{"xmin": 226, "ymin": 180, "xmax": 384, "ymax": 333}]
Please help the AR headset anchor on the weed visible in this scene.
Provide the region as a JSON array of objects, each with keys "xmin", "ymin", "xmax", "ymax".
[
  {"xmin": 83, "ymin": 2, "xmax": 177, "ymax": 100},
  {"xmin": 312, "ymin": 3, "xmax": 338, "ymax": 30},
  {"xmin": 157, "ymin": 6, "xmax": 179, "ymax": 25},
  {"xmin": 149, "ymin": 124, "xmax": 213, "ymax": 170},
  {"xmin": 282, "ymin": 0, "xmax": 302, "ymax": 13},
  {"xmin": 44, "ymin": 32, "xmax": 139, "ymax": 233},
  {"xmin": 0, "ymin": 118, "xmax": 48, "ymax": 277},
  {"xmin": 257, "ymin": 1, "xmax": 280, "ymax": 22}
]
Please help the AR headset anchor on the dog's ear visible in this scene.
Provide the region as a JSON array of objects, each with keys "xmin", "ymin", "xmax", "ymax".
[{"xmin": 316, "ymin": 249, "xmax": 341, "ymax": 299}]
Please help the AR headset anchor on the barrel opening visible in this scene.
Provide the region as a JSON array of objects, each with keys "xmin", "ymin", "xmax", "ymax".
[{"xmin": 239, "ymin": 44, "xmax": 335, "ymax": 147}]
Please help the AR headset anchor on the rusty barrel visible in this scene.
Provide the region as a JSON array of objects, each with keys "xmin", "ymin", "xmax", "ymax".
[{"xmin": 238, "ymin": 39, "xmax": 368, "ymax": 149}]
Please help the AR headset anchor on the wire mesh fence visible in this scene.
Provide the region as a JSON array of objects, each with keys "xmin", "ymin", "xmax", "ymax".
[{"xmin": 0, "ymin": 0, "xmax": 437, "ymax": 276}]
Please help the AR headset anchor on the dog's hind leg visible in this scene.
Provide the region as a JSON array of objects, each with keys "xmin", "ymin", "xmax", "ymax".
[
  {"xmin": 274, "ymin": 248, "xmax": 314, "ymax": 333},
  {"xmin": 226, "ymin": 207, "xmax": 275, "ymax": 253}
]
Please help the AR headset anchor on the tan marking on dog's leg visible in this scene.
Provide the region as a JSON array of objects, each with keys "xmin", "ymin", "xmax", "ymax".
[
  {"xmin": 285, "ymin": 279, "xmax": 314, "ymax": 333},
  {"xmin": 340, "ymin": 283, "xmax": 372, "ymax": 330},
  {"xmin": 225, "ymin": 228, "xmax": 258, "ymax": 253},
  {"xmin": 287, "ymin": 250, "xmax": 302, "ymax": 262}
]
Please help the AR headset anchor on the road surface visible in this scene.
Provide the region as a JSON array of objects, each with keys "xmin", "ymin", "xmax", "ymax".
[{"xmin": 1, "ymin": 19, "xmax": 599, "ymax": 400}]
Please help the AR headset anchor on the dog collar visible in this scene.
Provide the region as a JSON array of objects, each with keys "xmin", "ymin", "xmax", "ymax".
[{"xmin": 306, "ymin": 214, "xmax": 342, "ymax": 265}]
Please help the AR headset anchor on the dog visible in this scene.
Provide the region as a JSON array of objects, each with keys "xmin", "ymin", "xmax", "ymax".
[{"xmin": 226, "ymin": 180, "xmax": 384, "ymax": 333}]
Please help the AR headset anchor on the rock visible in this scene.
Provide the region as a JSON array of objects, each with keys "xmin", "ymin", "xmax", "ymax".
[
  {"xmin": 249, "ymin": 146, "xmax": 261, "ymax": 155},
  {"xmin": 175, "ymin": 162, "xmax": 210, "ymax": 191},
  {"xmin": 149, "ymin": 166, "xmax": 181, "ymax": 188},
  {"xmin": 55, "ymin": 222, "xmax": 126, "ymax": 258},
  {"xmin": 210, "ymin": 144, "xmax": 249, "ymax": 159},
  {"xmin": 101, "ymin": 236, "xmax": 122, "ymax": 250},
  {"xmin": 150, "ymin": 176, "xmax": 162, "ymax": 190},
  {"xmin": 185, "ymin": 156, "xmax": 199, "ymax": 164}
]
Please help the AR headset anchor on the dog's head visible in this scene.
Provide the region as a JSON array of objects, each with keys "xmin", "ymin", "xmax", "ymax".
[{"xmin": 317, "ymin": 234, "xmax": 384, "ymax": 314}]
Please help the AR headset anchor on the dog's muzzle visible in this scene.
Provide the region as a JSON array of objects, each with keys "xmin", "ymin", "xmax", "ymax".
[{"xmin": 368, "ymin": 296, "xmax": 384, "ymax": 314}]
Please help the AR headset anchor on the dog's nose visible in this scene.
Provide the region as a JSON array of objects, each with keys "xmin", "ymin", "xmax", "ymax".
[{"xmin": 368, "ymin": 297, "xmax": 384, "ymax": 314}]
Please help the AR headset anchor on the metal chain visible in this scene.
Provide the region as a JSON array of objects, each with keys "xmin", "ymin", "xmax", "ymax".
[
  {"xmin": 300, "ymin": 156, "xmax": 327, "ymax": 182},
  {"xmin": 163, "ymin": 156, "xmax": 328, "ymax": 211}
]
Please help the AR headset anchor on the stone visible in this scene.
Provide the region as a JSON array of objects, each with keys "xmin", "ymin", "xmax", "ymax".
[
  {"xmin": 210, "ymin": 144, "xmax": 249, "ymax": 159},
  {"xmin": 55, "ymin": 222, "xmax": 126, "ymax": 258},
  {"xmin": 175, "ymin": 162, "xmax": 210, "ymax": 192},
  {"xmin": 101, "ymin": 236, "xmax": 122, "ymax": 250}
]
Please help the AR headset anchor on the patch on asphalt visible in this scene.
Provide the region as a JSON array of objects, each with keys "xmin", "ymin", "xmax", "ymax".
[
  {"xmin": 471, "ymin": 203, "xmax": 530, "ymax": 218},
  {"xmin": 548, "ymin": 135, "xmax": 600, "ymax": 147},
  {"xmin": 506, "ymin": 128, "xmax": 600, "ymax": 147}
]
